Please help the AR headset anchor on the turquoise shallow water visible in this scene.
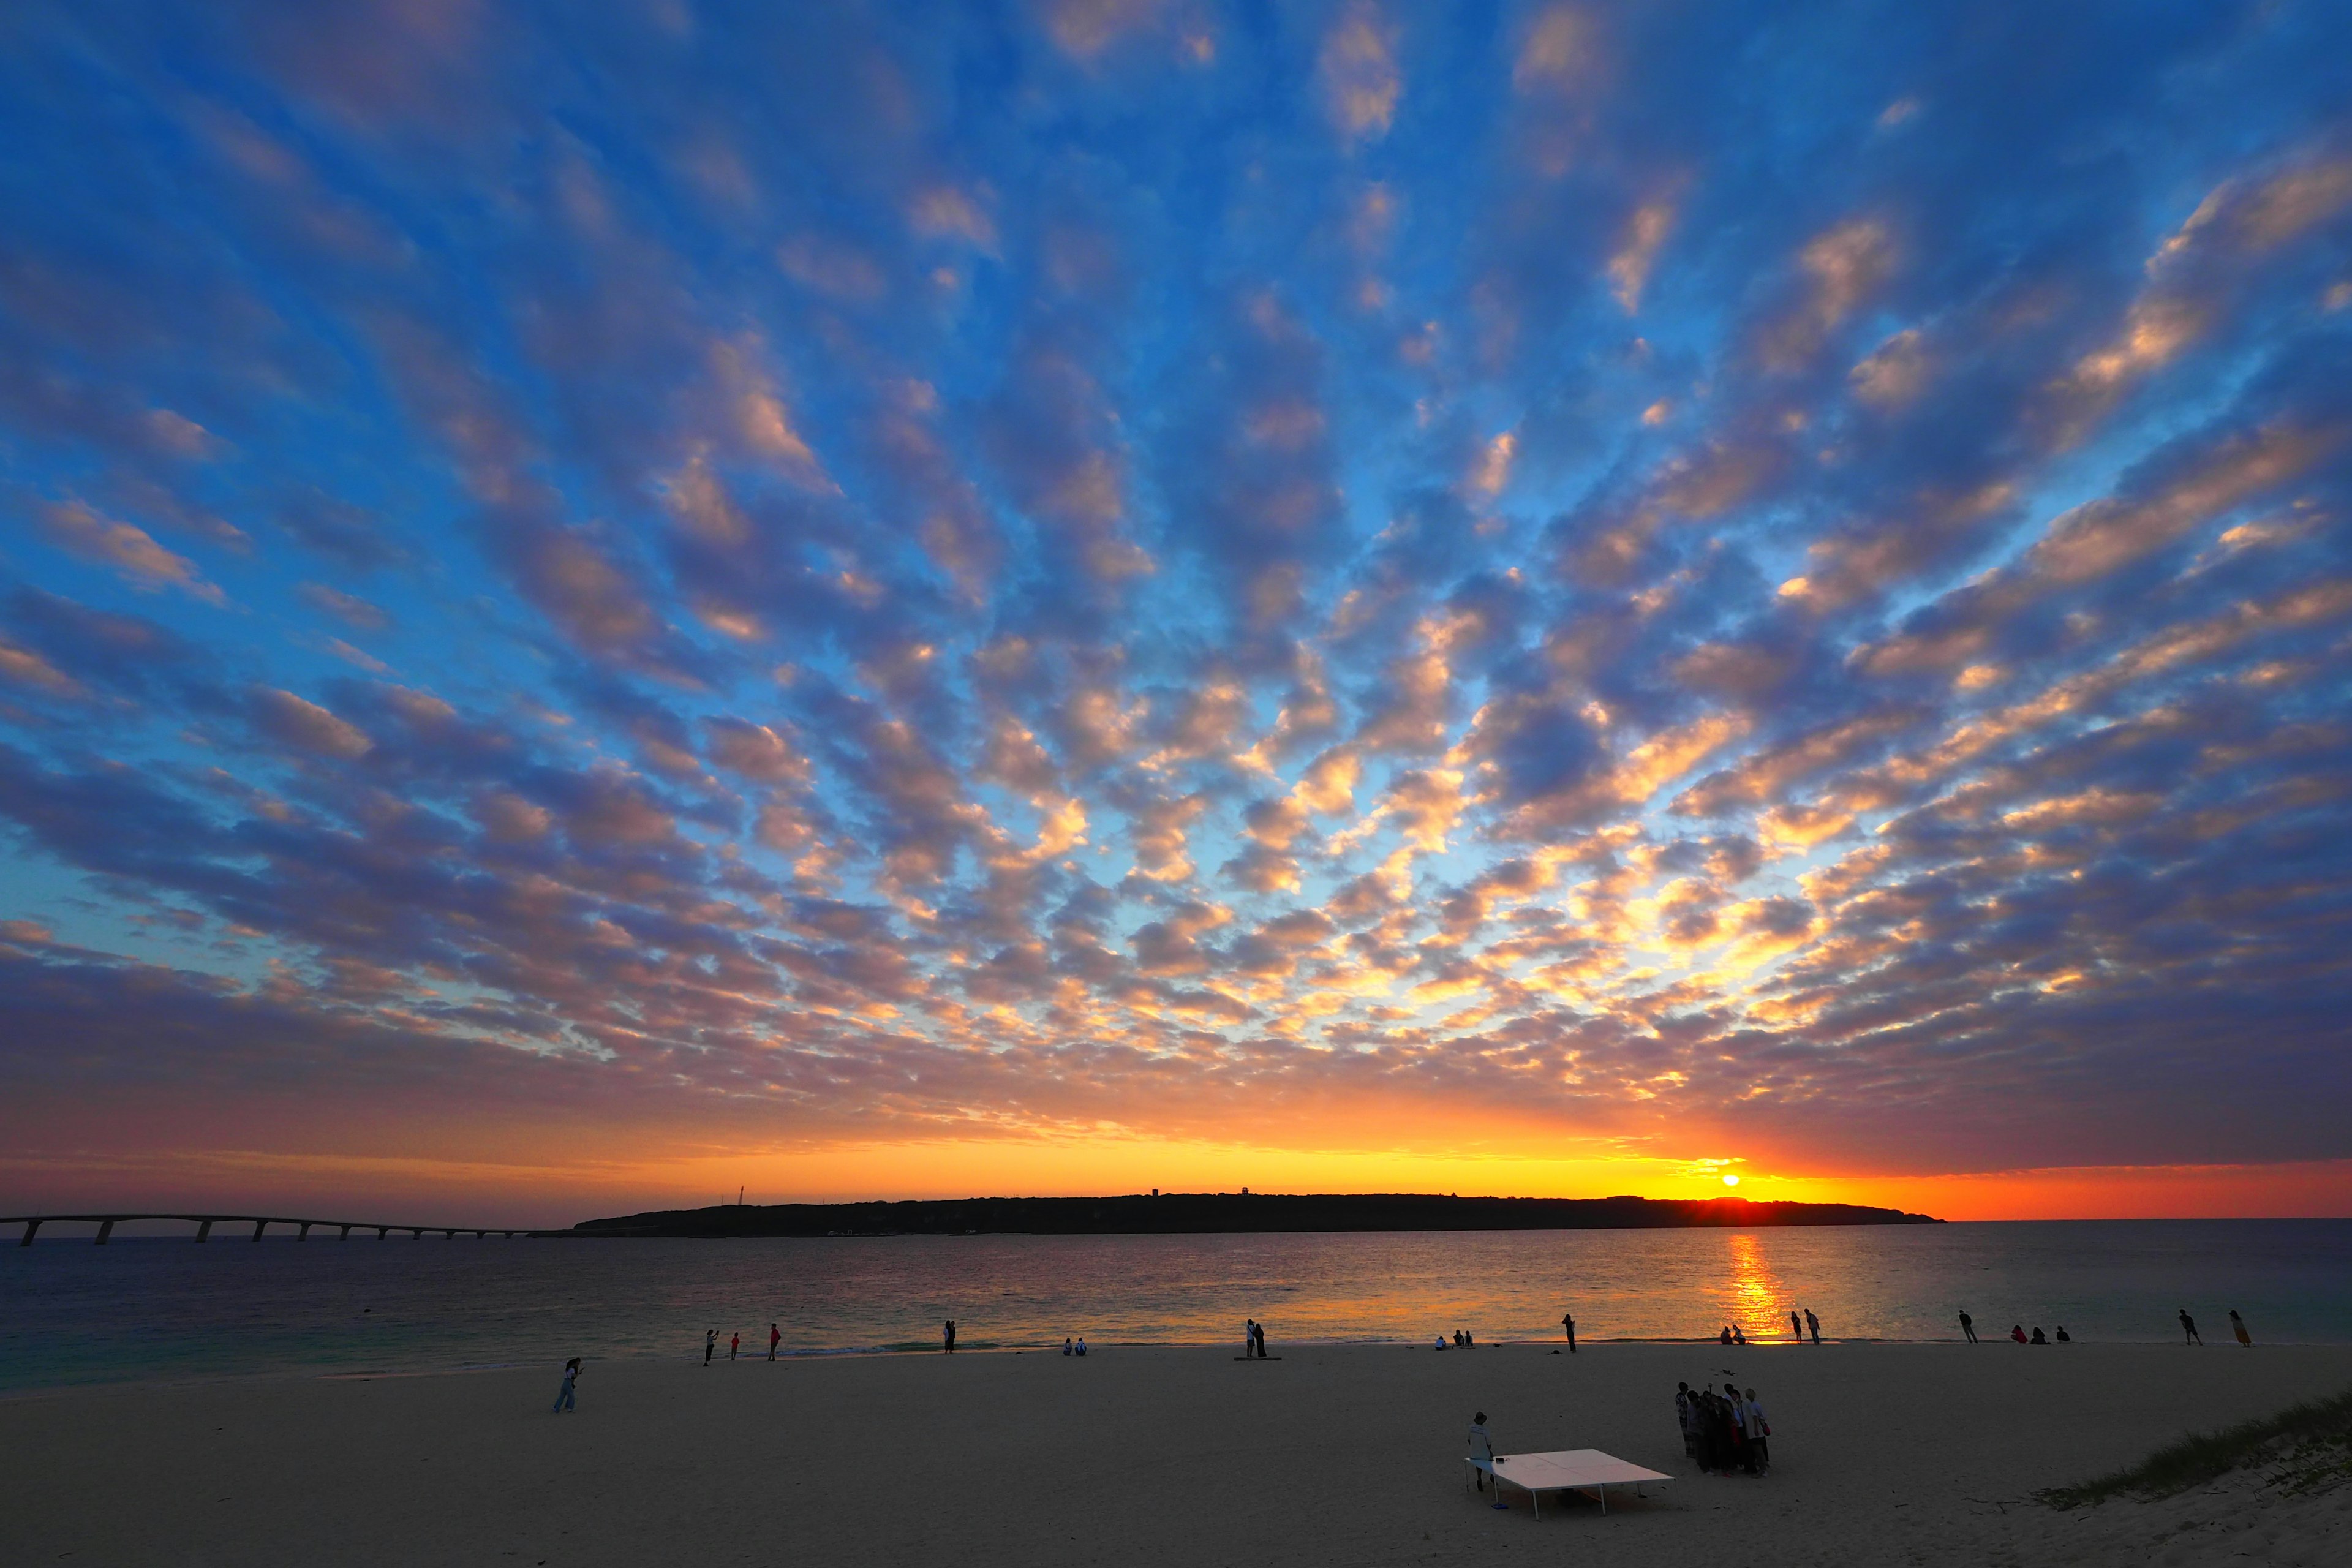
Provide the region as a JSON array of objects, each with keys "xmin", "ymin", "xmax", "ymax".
[{"xmin": 1, "ymin": 1219, "xmax": 2345, "ymax": 1392}]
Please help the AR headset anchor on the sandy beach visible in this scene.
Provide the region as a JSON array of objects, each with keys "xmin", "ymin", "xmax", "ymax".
[{"xmin": 4, "ymin": 1340, "xmax": 2346, "ymax": 1566}]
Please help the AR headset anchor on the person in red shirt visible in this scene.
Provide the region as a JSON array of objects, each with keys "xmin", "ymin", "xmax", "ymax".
[
  {"xmin": 729, "ymin": 1331, "xmax": 739, "ymax": 1361},
  {"xmin": 768, "ymin": 1322, "xmax": 781, "ymax": 1360}
]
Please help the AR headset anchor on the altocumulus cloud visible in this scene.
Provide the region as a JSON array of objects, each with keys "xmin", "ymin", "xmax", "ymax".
[{"xmin": 2, "ymin": 0, "xmax": 2351, "ymax": 1194}]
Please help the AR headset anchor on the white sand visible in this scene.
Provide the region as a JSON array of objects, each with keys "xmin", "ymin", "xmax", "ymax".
[{"xmin": 4, "ymin": 1341, "xmax": 2347, "ymax": 1566}]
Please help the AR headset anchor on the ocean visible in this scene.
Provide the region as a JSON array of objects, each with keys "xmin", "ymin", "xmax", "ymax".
[{"xmin": 2, "ymin": 1219, "xmax": 2346, "ymax": 1392}]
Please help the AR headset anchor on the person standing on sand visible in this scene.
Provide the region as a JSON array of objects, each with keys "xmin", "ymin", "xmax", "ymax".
[
  {"xmin": 1743, "ymin": 1386, "xmax": 1769, "ymax": 1472},
  {"xmin": 551, "ymin": 1357, "xmax": 580, "ymax": 1413},
  {"xmin": 1675, "ymin": 1383, "xmax": 1695, "ymax": 1460},
  {"xmin": 1804, "ymin": 1308, "xmax": 1821, "ymax": 1345},
  {"xmin": 1790, "ymin": 1310, "xmax": 1803, "ymax": 1341},
  {"xmin": 944, "ymin": 1319, "xmax": 957, "ymax": 1354},
  {"xmin": 729, "ymin": 1331, "xmax": 739, "ymax": 1362},
  {"xmin": 1959, "ymin": 1310, "xmax": 1977, "ymax": 1343},
  {"xmin": 2230, "ymin": 1310, "xmax": 2252, "ymax": 1347},
  {"xmin": 2179, "ymin": 1308, "xmax": 2201, "ymax": 1345},
  {"xmin": 704, "ymin": 1329, "xmax": 716, "ymax": 1366},
  {"xmin": 1466, "ymin": 1411, "xmax": 1493, "ymax": 1491},
  {"xmin": 1561, "ymin": 1311, "xmax": 1576, "ymax": 1352},
  {"xmin": 769, "ymin": 1323, "xmax": 780, "ymax": 1361}
]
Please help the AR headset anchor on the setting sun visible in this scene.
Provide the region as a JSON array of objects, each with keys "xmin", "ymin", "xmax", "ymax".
[{"xmin": 1722, "ymin": 1174, "xmax": 1742, "ymax": 1187}]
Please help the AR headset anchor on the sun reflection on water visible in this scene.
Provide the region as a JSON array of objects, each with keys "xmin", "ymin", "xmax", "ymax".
[{"xmin": 1726, "ymin": 1232, "xmax": 1795, "ymax": 1341}]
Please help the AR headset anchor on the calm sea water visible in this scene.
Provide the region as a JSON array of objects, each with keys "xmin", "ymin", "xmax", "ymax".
[{"xmin": 1, "ymin": 1220, "xmax": 2345, "ymax": 1392}]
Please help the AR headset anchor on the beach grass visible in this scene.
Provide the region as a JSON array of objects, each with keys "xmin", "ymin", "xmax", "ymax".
[{"xmin": 2040, "ymin": 1384, "xmax": 2352, "ymax": 1507}]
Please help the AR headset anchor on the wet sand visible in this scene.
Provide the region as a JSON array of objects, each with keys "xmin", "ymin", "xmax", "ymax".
[{"xmin": 4, "ymin": 1341, "xmax": 2346, "ymax": 1566}]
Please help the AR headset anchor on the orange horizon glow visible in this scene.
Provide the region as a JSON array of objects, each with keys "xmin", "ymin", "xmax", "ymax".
[{"xmin": 7, "ymin": 1140, "xmax": 2347, "ymax": 1231}]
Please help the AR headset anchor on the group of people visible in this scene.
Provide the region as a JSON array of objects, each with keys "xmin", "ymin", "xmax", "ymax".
[
  {"xmin": 1677, "ymin": 1381, "xmax": 1770, "ymax": 1474},
  {"xmin": 1061, "ymin": 1336, "xmax": 1088, "ymax": 1355},
  {"xmin": 1959, "ymin": 1309, "xmax": 2072, "ymax": 1345},
  {"xmin": 1243, "ymin": 1318, "xmax": 1270, "ymax": 1357},
  {"xmin": 700, "ymin": 1324, "xmax": 787, "ymax": 1365},
  {"xmin": 2179, "ymin": 1308, "xmax": 2255, "ymax": 1346},
  {"xmin": 1438, "ymin": 1329, "xmax": 1479, "ymax": 1348}
]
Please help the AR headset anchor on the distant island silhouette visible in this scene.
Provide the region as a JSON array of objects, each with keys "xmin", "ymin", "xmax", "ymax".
[{"xmin": 570, "ymin": 1193, "xmax": 1940, "ymax": 1238}]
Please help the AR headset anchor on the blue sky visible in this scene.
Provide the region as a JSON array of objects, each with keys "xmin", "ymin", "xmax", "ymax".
[{"xmin": 4, "ymin": 0, "xmax": 2351, "ymax": 1216}]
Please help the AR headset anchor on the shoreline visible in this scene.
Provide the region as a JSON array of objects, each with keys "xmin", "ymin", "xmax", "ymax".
[{"xmin": 13, "ymin": 1330, "xmax": 2352, "ymax": 1402}]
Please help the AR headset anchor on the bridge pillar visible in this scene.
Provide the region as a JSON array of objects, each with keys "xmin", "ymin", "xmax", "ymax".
[
  {"xmin": 196, "ymin": 1219, "xmax": 213, "ymax": 1243},
  {"xmin": 377, "ymin": 1227, "xmax": 389, "ymax": 1240},
  {"xmin": 339, "ymin": 1225, "xmax": 352, "ymax": 1239},
  {"xmin": 252, "ymin": 1219, "xmax": 268, "ymax": 1241},
  {"xmin": 297, "ymin": 1222, "xmax": 312, "ymax": 1240},
  {"xmin": 473, "ymin": 1230, "xmax": 485, "ymax": 1238},
  {"xmin": 96, "ymin": 1218, "xmax": 115, "ymax": 1245},
  {"xmin": 17, "ymin": 1219, "xmax": 37, "ymax": 1246},
  {"xmin": 443, "ymin": 1229, "xmax": 456, "ymax": 1239},
  {"xmin": 411, "ymin": 1229, "xmax": 423, "ymax": 1238}
]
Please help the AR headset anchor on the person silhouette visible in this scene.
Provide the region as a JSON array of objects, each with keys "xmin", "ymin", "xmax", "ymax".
[
  {"xmin": 1063, "ymin": 1336, "xmax": 1074, "ymax": 1356},
  {"xmin": 1466, "ymin": 1411, "xmax": 1494, "ymax": 1493},
  {"xmin": 1958, "ymin": 1310, "xmax": 1977, "ymax": 1343},
  {"xmin": 1804, "ymin": 1308, "xmax": 1821, "ymax": 1345},
  {"xmin": 944, "ymin": 1319, "xmax": 957, "ymax": 1354},
  {"xmin": 2029, "ymin": 1326, "xmax": 2047, "ymax": 1344},
  {"xmin": 2054, "ymin": 1325, "xmax": 2070, "ymax": 1343},
  {"xmin": 1718, "ymin": 1324, "xmax": 1733, "ymax": 1344},
  {"xmin": 768, "ymin": 1322, "xmax": 780, "ymax": 1360},
  {"xmin": 551, "ymin": 1357, "xmax": 580, "ymax": 1413},
  {"xmin": 1561, "ymin": 1311, "xmax": 1576, "ymax": 1352},
  {"xmin": 2179, "ymin": 1309, "xmax": 2201, "ymax": 1346},
  {"xmin": 2230, "ymin": 1310, "xmax": 2252, "ymax": 1348},
  {"xmin": 729, "ymin": 1331, "xmax": 739, "ymax": 1362},
  {"xmin": 1075, "ymin": 1336, "xmax": 1087, "ymax": 1356},
  {"xmin": 1791, "ymin": 1310, "xmax": 1803, "ymax": 1341},
  {"xmin": 704, "ymin": 1328, "xmax": 716, "ymax": 1366}
]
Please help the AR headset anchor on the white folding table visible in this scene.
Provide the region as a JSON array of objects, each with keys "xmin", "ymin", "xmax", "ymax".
[{"xmin": 1464, "ymin": 1449, "xmax": 1670, "ymax": 1517}]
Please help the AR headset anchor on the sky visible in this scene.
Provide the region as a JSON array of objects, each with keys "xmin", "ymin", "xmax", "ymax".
[{"xmin": 3, "ymin": 1, "xmax": 2351, "ymax": 1226}]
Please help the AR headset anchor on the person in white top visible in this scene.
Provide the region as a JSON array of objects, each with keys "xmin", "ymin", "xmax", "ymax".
[
  {"xmin": 1466, "ymin": 1411, "xmax": 1493, "ymax": 1491},
  {"xmin": 1743, "ymin": 1387, "xmax": 1770, "ymax": 1471}
]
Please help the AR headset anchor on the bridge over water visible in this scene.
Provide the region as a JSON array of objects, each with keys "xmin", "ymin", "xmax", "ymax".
[{"xmin": 6, "ymin": 1213, "xmax": 548, "ymax": 1245}]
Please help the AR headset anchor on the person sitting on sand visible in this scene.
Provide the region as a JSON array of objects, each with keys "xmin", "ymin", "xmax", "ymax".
[
  {"xmin": 2029, "ymin": 1326, "xmax": 2047, "ymax": 1344},
  {"xmin": 2010, "ymin": 1323, "xmax": 2027, "ymax": 1343},
  {"xmin": 1063, "ymin": 1336, "xmax": 1073, "ymax": 1356},
  {"xmin": 1466, "ymin": 1411, "xmax": 1493, "ymax": 1490},
  {"xmin": 1434, "ymin": 1335, "xmax": 1448, "ymax": 1350},
  {"xmin": 1718, "ymin": 1324, "xmax": 1733, "ymax": 1344},
  {"xmin": 1732, "ymin": 1324, "xmax": 1747, "ymax": 1346},
  {"xmin": 2230, "ymin": 1310, "xmax": 2251, "ymax": 1347},
  {"xmin": 1075, "ymin": 1336, "xmax": 1087, "ymax": 1356},
  {"xmin": 2054, "ymin": 1326, "xmax": 2070, "ymax": 1342},
  {"xmin": 551, "ymin": 1357, "xmax": 580, "ymax": 1413}
]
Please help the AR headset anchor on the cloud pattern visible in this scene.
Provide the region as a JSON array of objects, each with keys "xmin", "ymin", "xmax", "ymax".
[{"xmin": 3, "ymin": 0, "xmax": 2351, "ymax": 1196}]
